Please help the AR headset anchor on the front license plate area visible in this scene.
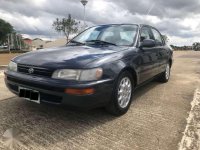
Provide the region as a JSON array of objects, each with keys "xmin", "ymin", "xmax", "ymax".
[{"xmin": 19, "ymin": 87, "xmax": 40, "ymax": 104}]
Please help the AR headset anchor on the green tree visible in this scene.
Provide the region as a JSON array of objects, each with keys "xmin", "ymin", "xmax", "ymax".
[
  {"xmin": 192, "ymin": 42, "xmax": 200, "ymax": 51},
  {"xmin": 52, "ymin": 14, "xmax": 80, "ymax": 42},
  {"xmin": 0, "ymin": 19, "xmax": 14, "ymax": 45}
]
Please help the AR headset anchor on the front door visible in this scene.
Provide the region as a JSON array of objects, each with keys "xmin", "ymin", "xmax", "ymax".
[
  {"xmin": 151, "ymin": 28, "xmax": 169, "ymax": 74},
  {"xmin": 138, "ymin": 26, "xmax": 159, "ymax": 84}
]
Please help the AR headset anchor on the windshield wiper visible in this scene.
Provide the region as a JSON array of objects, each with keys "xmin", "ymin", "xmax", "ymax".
[
  {"xmin": 86, "ymin": 40, "xmax": 117, "ymax": 46},
  {"xmin": 69, "ymin": 40, "xmax": 85, "ymax": 45}
]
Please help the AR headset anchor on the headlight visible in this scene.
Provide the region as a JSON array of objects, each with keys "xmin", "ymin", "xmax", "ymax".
[
  {"xmin": 8, "ymin": 61, "xmax": 17, "ymax": 72},
  {"xmin": 52, "ymin": 68, "xmax": 103, "ymax": 81}
]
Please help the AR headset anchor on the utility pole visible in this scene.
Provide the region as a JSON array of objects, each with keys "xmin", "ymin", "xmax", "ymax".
[
  {"xmin": 19, "ymin": 37, "xmax": 22, "ymax": 50},
  {"xmin": 15, "ymin": 33, "xmax": 19, "ymax": 50},
  {"xmin": 80, "ymin": 0, "xmax": 88, "ymax": 28},
  {"xmin": 7, "ymin": 34, "xmax": 11, "ymax": 53},
  {"xmin": 11, "ymin": 33, "xmax": 14, "ymax": 50}
]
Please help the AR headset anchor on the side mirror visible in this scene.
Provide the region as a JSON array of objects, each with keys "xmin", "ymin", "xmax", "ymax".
[{"xmin": 140, "ymin": 39, "xmax": 156, "ymax": 49}]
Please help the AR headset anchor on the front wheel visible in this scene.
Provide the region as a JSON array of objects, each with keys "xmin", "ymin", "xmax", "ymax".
[
  {"xmin": 106, "ymin": 71, "xmax": 134, "ymax": 116},
  {"xmin": 158, "ymin": 63, "xmax": 171, "ymax": 83}
]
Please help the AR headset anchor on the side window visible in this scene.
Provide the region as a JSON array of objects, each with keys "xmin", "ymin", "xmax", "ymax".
[
  {"xmin": 151, "ymin": 28, "xmax": 163, "ymax": 46},
  {"xmin": 140, "ymin": 27, "xmax": 152, "ymax": 42}
]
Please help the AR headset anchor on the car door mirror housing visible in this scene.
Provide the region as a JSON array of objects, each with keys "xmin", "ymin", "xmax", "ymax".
[{"xmin": 140, "ymin": 39, "xmax": 156, "ymax": 49}]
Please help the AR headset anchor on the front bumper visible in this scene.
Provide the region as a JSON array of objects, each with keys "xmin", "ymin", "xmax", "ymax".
[{"xmin": 4, "ymin": 71, "xmax": 114, "ymax": 109}]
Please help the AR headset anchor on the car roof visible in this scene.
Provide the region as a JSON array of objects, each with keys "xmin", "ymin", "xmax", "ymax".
[{"xmin": 92, "ymin": 23, "xmax": 156, "ymax": 29}]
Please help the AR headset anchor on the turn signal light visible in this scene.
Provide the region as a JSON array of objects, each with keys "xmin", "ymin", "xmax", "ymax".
[{"xmin": 65, "ymin": 88, "xmax": 95, "ymax": 95}]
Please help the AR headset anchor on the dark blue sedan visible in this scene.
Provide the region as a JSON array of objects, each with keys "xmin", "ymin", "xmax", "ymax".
[{"xmin": 4, "ymin": 24, "xmax": 173, "ymax": 116}]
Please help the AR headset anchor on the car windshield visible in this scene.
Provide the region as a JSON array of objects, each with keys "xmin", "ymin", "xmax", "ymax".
[{"xmin": 69, "ymin": 25, "xmax": 138, "ymax": 46}]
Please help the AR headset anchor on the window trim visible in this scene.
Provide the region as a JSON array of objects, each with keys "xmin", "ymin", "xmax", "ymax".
[
  {"xmin": 137, "ymin": 25, "xmax": 154, "ymax": 45},
  {"xmin": 150, "ymin": 27, "xmax": 165, "ymax": 46}
]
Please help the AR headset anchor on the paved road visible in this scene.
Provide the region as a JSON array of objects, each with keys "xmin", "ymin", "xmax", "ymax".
[{"xmin": 0, "ymin": 51, "xmax": 200, "ymax": 150}]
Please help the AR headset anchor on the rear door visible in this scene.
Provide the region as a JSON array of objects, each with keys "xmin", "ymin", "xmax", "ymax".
[
  {"xmin": 138, "ymin": 26, "xmax": 159, "ymax": 84},
  {"xmin": 151, "ymin": 28, "xmax": 169, "ymax": 74}
]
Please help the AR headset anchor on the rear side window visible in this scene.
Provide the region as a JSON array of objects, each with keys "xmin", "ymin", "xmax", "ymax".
[
  {"xmin": 140, "ymin": 27, "xmax": 153, "ymax": 42},
  {"xmin": 151, "ymin": 28, "xmax": 163, "ymax": 46}
]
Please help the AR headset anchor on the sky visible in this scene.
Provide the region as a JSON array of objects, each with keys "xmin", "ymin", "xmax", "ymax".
[{"xmin": 0, "ymin": 0, "xmax": 200, "ymax": 46}]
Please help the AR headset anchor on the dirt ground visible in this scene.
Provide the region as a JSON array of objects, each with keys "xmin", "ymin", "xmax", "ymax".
[
  {"xmin": 0, "ymin": 51, "xmax": 200, "ymax": 150},
  {"xmin": 0, "ymin": 53, "xmax": 21, "ymax": 65}
]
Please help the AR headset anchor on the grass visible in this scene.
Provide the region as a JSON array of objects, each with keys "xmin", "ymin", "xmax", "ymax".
[{"xmin": 0, "ymin": 49, "xmax": 29, "ymax": 54}]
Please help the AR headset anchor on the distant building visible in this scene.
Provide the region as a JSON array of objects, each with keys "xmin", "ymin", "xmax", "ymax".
[
  {"xmin": 23, "ymin": 38, "xmax": 32, "ymax": 45},
  {"xmin": 23, "ymin": 38, "xmax": 33, "ymax": 50},
  {"xmin": 45, "ymin": 38, "xmax": 68, "ymax": 48},
  {"xmin": 31, "ymin": 38, "xmax": 69, "ymax": 50},
  {"xmin": 22, "ymin": 37, "xmax": 69, "ymax": 51},
  {"xmin": 32, "ymin": 38, "xmax": 47, "ymax": 50}
]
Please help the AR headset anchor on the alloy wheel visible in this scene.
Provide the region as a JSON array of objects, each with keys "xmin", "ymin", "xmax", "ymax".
[
  {"xmin": 117, "ymin": 77, "xmax": 132, "ymax": 108},
  {"xmin": 165, "ymin": 64, "xmax": 170, "ymax": 80}
]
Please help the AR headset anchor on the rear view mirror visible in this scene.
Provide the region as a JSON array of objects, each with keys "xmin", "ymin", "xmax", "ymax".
[{"xmin": 140, "ymin": 39, "xmax": 156, "ymax": 48}]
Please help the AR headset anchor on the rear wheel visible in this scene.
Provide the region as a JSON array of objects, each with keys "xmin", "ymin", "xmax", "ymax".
[
  {"xmin": 106, "ymin": 71, "xmax": 134, "ymax": 116},
  {"xmin": 158, "ymin": 63, "xmax": 170, "ymax": 83}
]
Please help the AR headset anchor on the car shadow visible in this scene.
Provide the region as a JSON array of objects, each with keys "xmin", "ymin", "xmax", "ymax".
[
  {"xmin": 131, "ymin": 80, "xmax": 160, "ymax": 104},
  {"xmin": 0, "ymin": 80, "xmax": 160, "ymax": 149}
]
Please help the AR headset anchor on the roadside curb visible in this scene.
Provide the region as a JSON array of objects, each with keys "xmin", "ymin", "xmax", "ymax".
[
  {"xmin": 0, "ymin": 66, "xmax": 6, "ymax": 76},
  {"xmin": 179, "ymin": 88, "xmax": 200, "ymax": 150},
  {"xmin": 0, "ymin": 96, "xmax": 16, "ymax": 102},
  {"xmin": 0, "ymin": 65, "xmax": 7, "ymax": 70}
]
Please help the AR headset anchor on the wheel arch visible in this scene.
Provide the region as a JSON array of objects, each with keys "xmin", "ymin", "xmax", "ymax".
[{"xmin": 119, "ymin": 67, "xmax": 138, "ymax": 87}]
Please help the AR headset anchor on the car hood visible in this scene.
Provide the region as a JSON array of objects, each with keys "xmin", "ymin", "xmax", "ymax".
[{"xmin": 14, "ymin": 45, "xmax": 128, "ymax": 69}]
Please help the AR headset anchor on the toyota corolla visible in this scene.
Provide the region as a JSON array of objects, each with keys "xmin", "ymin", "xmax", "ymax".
[{"xmin": 4, "ymin": 24, "xmax": 173, "ymax": 116}]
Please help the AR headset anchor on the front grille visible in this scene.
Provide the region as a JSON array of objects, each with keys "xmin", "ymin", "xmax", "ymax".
[{"xmin": 17, "ymin": 64, "xmax": 53, "ymax": 77}]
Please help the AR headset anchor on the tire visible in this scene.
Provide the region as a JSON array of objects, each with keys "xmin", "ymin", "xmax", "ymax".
[
  {"xmin": 106, "ymin": 71, "xmax": 134, "ymax": 116},
  {"xmin": 158, "ymin": 63, "xmax": 171, "ymax": 83}
]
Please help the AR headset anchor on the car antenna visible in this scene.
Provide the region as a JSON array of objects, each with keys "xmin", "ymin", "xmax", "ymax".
[
  {"xmin": 146, "ymin": 3, "xmax": 155, "ymax": 16},
  {"xmin": 143, "ymin": 3, "xmax": 155, "ymax": 25}
]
